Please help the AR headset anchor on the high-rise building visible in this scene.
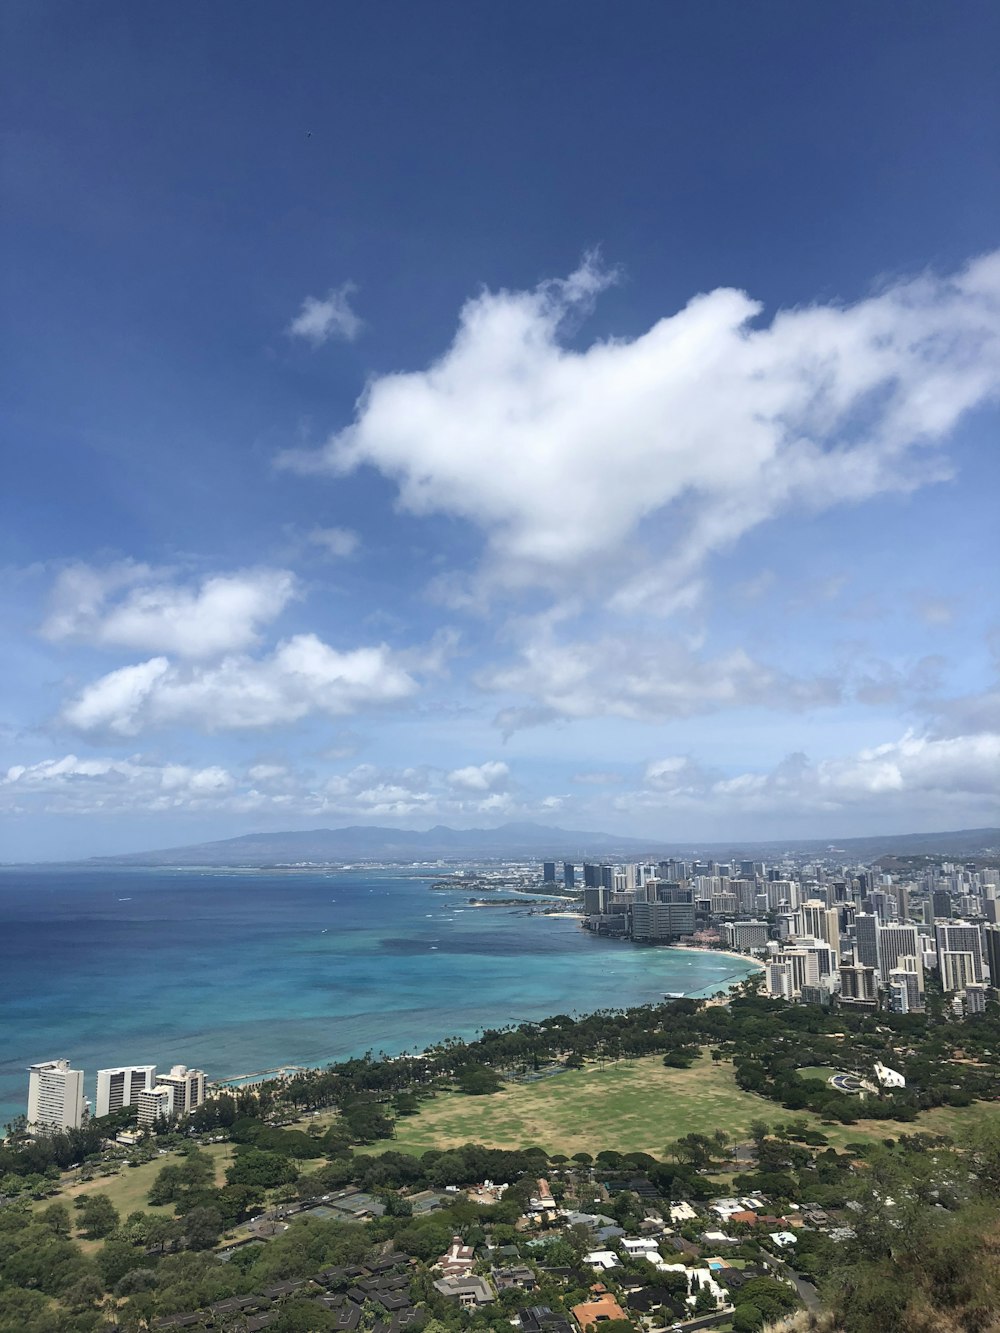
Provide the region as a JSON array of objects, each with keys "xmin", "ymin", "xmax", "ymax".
[
  {"xmin": 984, "ymin": 924, "xmax": 1000, "ymax": 987},
  {"xmin": 877, "ymin": 924, "xmax": 921, "ymax": 984},
  {"xmin": 964, "ymin": 984, "xmax": 987, "ymax": 1015},
  {"xmin": 855, "ymin": 913, "xmax": 879, "ymax": 970},
  {"xmin": 888, "ymin": 967, "xmax": 923, "ymax": 1013},
  {"xmin": 940, "ymin": 950, "xmax": 979, "ymax": 993},
  {"xmin": 723, "ymin": 920, "xmax": 770, "ymax": 951},
  {"xmin": 136, "ymin": 1086, "xmax": 174, "ymax": 1128},
  {"xmin": 932, "ymin": 889, "xmax": 953, "ymax": 920},
  {"xmin": 95, "ymin": 1065, "xmax": 157, "ymax": 1119},
  {"xmin": 766, "ymin": 880, "xmax": 800, "ymax": 912},
  {"xmin": 936, "ymin": 923, "xmax": 985, "ymax": 981},
  {"xmin": 153, "ymin": 1065, "xmax": 206, "ymax": 1117},
  {"xmin": 766, "ymin": 960, "xmax": 793, "ymax": 1000},
  {"xmin": 582, "ymin": 863, "xmax": 602, "ymax": 889},
  {"xmin": 542, "ymin": 862, "xmax": 556, "ymax": 884},
  {"xmin": 799, "ymin": 900, "xmax": 841, "ymax": 961},
  {"xmin": 583, "ymin": 886, "xmax": 610, "ymax": 916},
  {"xmin": 839, "ymin": 963, "xmax": 878, "ymax": 1003},
  {"xmin": 631, "ymin": 900, "xmax": 695, "ymax": 941},
  {"xmin": 562, "ymin": 862, "xmax": 575, "ymax": 889},
  {"xmin": 27, "ymin": 1059, "xmax": 87, "ymax": 1131}
]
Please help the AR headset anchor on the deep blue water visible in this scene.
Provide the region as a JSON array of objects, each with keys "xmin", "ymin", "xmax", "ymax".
[{"xmin": 0, "ymin": 866, "xmax": 757, "ymax": 1130}]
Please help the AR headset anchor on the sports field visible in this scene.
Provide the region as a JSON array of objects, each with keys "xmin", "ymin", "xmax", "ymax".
[{"xmin": 362, "ymin": 1054, "xmax": 997, "ymax": 1157}]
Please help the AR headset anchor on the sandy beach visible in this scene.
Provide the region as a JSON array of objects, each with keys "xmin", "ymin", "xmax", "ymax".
[{"xmin": 670, "ymin": 944, "xmax": 766, "ymax": 970}]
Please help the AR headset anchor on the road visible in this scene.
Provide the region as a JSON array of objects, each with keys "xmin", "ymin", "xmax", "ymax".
[{"xmin": 761, "ymin": 1250, "xmax": 822, "ymax": 1312}]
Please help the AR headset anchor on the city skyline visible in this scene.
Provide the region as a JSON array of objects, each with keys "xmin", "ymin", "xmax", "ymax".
[{"xmin": 2, "ymin": 5, "xmax": 999, "ymax": 860}]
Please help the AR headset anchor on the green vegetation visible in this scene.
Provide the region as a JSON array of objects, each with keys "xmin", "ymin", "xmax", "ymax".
[
  {"xmin": 2, "ymin": 990, "xmax": 998, "ymax": 1331},
  {"xmin": 361, "ymin": 1054, "xmax": 770, "ymax": 1155},
  {"xmin": 795, "ymin": 1066, "xmax": 841, "ymax": 1083},
  {"xmin": 358, "ymin": 1053, "xmax": 996, "ymax": 1158}
]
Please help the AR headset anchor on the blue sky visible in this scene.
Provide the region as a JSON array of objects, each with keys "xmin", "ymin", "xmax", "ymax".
[{"xmin": 2, "ymin": 2, "xmax": 999, "ymax": 860}]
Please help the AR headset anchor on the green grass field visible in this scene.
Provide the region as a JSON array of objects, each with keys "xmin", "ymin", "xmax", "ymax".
[
  {"xmin": 361, "ymin": 1054, "xmax": 997, "ymax": 1158},
  {"xmin": 796, "ymin": 1066, "xmax": 842, "ymax": 1083},
  {"xmin": 42, "ymin": 1141, "xmax": 235, "ymax": 1227}
]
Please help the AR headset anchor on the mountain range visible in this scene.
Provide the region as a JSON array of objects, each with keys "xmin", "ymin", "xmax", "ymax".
[{"xmin": 85, "ymin": 822, "xmax": 1000, "ymax": 866}]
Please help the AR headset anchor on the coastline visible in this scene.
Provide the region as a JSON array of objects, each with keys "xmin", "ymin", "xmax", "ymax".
[
  {"xmin": 212, "ymin": 939, "xmax": 763, "ymax": 1091},
  {"xmin": 0, "ymin": 866, "xmax": 762, "ymax": 1128},
  {"xmin": 670, "ymin": 944, "xmax": 766, "ymax": 971}
]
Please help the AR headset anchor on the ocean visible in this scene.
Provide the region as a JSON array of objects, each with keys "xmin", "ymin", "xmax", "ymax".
[{"xmin": 0, "ymin": 865, "xmax": 758, "ymax": 1130}]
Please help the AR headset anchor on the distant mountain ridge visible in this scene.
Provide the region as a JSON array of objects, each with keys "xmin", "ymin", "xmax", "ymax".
[{"xmin": 86, "ymin": 822, "xmax": 1000, "ymax": 866}]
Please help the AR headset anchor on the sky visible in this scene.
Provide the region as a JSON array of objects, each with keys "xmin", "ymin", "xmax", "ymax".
[{"xmin": 2, "ymin": 2, "xmax": 999, "ymax": 861}]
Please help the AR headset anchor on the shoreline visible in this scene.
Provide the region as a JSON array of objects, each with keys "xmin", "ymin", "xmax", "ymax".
[
  {"xmin": 210, "ymin": 938, "xmax": 762, "ymax": 1093},
  {"xmin": 670, "ymin": 943, "xmax": 766, "ymax": 971}
]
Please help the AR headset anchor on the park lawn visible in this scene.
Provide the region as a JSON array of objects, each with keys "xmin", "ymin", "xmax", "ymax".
[
  {"xmin": 40, "ymin": 1141, "xmax": 235, "ymax": 1239},
  {"xmin": 361, "ymin": 1054, "xmax": 783, "ymax": 1157},
  {"xmin": 796, "ymin": 1066, "xmax": 842, "ymax": 1083},
  {"xmin": 357, "ymin": 1054, "xmax": 998, "ymax": 1158}
]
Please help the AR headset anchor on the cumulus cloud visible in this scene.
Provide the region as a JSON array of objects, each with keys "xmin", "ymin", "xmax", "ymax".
[
  {"xmin": 480, "ymin": 626, "xmax": 840, "ymax": 733},
  {"xmin": 287, "ymin": 284, "xmax": 362, "ymax": 345},
  {"xmin": 623, "ymin": 731, "xmax": 1000, "ymax": 822},
  {"xmin": 0, "ymin": 754, "xmax": 536, "ymax": 822},
  {"xmin": 446, "ymin": 760, "xmax": 510, "ymax": 792},
  {"xmin": 308, "ymin": 526, "xmax": 360, "ymax": 558},
  {"xmin": 281, "ymin": 250, "xmax": 1000, "ymax": 610},
  {"xmin": 1, "ymin": 754, "xmax": 235, "ymax": 815},
  {"xmin": 42, "ymin": 564, "xmax": 298, "ymax": 659},
  {"xmin": 60, "ymin": 634, "xmax": 420, "ymax": 736}
]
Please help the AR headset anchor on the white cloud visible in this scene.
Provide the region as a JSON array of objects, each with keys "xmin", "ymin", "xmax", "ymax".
[
  {"xmin": 1, "ymin": 754, "xmax": 235, "ymax": 814},
  {"xmin": 0, "ymin": 754, "xmax": 536, "ymax": 822},
  {"xmin": 623, "ymin": 732, "xmax": 1000, "ymax": 821},
  {"xmin": 480, "ymin": 625, "xmax": 840, "ymax": 734},
  {"xmin": 308, "ymin": 526, "xmax": 360, "ymax": 558},
  {"xmin": 282, "ymin": 250, "xmax": 1000, "ymax": 612},
  {"xmin": 42, "ymin": 565, "xmax": 298, "ymax": 659},
  {"xmin": 287, "ymin": 284, "xmax": 362, "ymax": 345},
  {"xmin": 446, "ymin": 760, "xmax": 510, "ymax": 792},
  {"xmin": 60, "ymin": 634, "xmax": 420, "ymax": 736}
]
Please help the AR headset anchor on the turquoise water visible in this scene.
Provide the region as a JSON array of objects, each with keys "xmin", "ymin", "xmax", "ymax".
[{"xmin": 0, "ymin": 866, "xmax": 757, "ymax": 1130}]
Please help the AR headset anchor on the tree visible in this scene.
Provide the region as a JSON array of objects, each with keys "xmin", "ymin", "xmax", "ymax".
[
  {"xmin": 182, "ymin": 1205, "xmax": 224, "ymax": 1250},
  {"xmin": 731, "ymin": 1304, "xmax": 764, "ymax": 1332},
  {"xmin": 99, "ymin": 1237, "xmax": 146, "ymax": 1288},
  {"xmin": 693, "ymin": 1283, "xmax": 717, "ymax": 1313},
  {"xmin": 273, "ymin": 1298, "xmax": 338, "ymax": 1331},
  {"xmin": 749, "ymin": 1120, "xmax": 770, "ymax": 1145},
  {"xmin": 40, "ymin": 1201, "xmax": 72, "ymax": 1236},
  {"xmin": 456, "ymin": 1064, "xmax": 504, "ymax": 1095},
  {"xmin": 76, "ymin": 1192, "xmax": 119, "ymax": 1239}
]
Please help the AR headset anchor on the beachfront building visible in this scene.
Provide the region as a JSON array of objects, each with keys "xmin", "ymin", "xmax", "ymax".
[
  {"xmin": 134, "ymin": 1064, "xmax": 206, "ymax": 1127},
  {"xmin": 631, "ymin": 900, "xmax": 695, "ymax": 941},
  {"xmin": 95, "ymin": 1065, "xmax": 157, "ymax": 1118},
  {"xmin": 154, "ymin": 1064, "xmax": 206, "ymax": 1116},
  {"xmin": 136, "ymin": 1085, "xmax": 174, "ymax": 1128},
  {"xmin": 26, "ymin": 1059, "xmax": 87, "ymax": 1131},
  {"xmin": 722, "ymin": 919, "xmax": 769, "ymax": 952}
]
